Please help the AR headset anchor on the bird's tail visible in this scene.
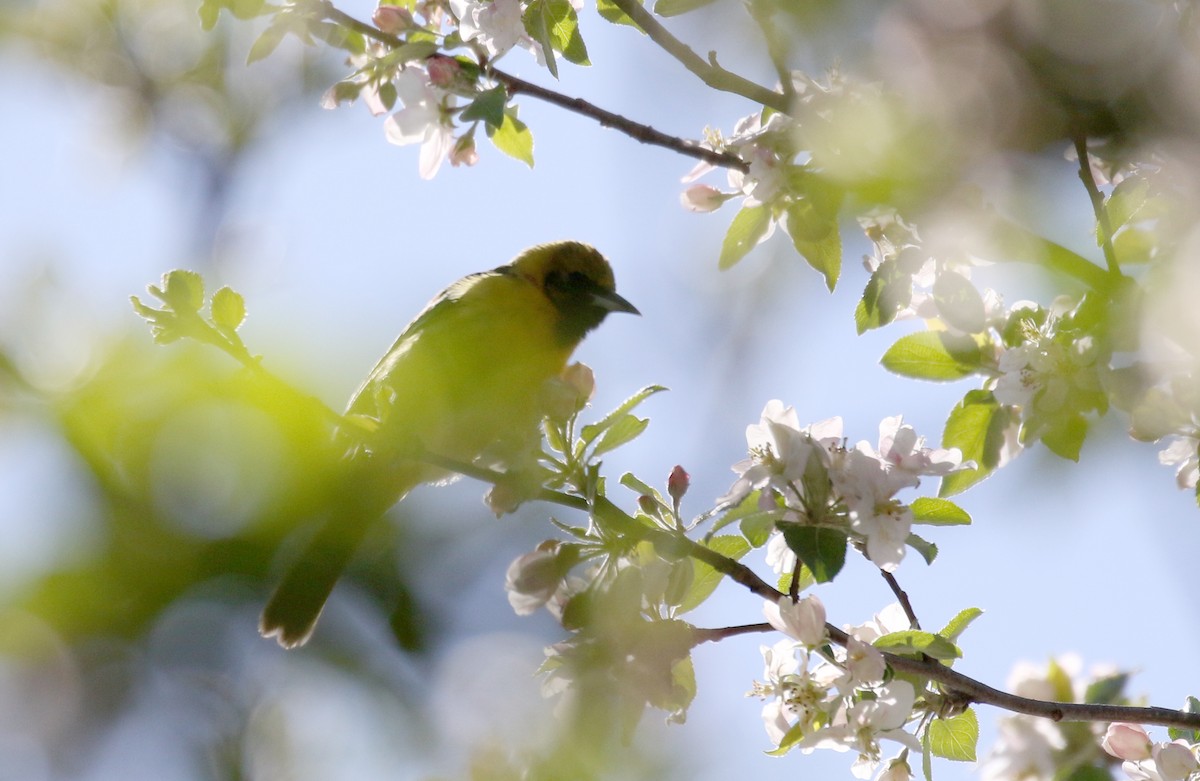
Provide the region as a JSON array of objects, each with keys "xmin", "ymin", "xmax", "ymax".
[{"xmin": 259, "ymin": 454, "xmax": 422, "ymax": 648}]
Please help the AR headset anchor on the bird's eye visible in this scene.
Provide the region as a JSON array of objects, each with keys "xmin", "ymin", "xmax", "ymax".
[{"xmin": 545, "ymin": 269, "xmax": 592, "ymax": 297}]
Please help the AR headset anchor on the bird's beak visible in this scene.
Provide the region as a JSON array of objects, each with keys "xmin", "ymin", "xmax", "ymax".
[{"xmin": 592, "ymin": 289, "xmax": 640, "ymax": 316}]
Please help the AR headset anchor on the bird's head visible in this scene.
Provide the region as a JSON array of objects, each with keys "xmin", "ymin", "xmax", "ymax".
[{"xmin": 510, "ymin": 241, "xmax": 640, "ymax": 344}]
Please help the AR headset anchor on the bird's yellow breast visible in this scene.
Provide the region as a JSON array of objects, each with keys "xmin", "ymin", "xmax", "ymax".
[{"xmin": 347, "ymin": 270, "xmax": 574, "ymax": 470}]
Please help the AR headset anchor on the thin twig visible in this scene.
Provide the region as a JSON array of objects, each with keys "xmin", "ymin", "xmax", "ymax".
[
  {"xmin": 880, "ymin": 569, "xmax": 920, "ymax": 630},
  {"xmin": 489, "ymin": 69, "xmax": 747, "ymax": 172},
  {"xmin": 605, "ymin": 0, "xmax": 788, "ymax": 113},
  {"xmin": 1072, "ymin": 133, "xmax": 1121, "ymax": 276},
  {"xmin": 693, "ymin": 622, "xmax": 773, "ymax": 644}
]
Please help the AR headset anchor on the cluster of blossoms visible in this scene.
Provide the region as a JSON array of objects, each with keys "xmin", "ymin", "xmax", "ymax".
[
  {"xmin": 1103, "ymin": 723, "xmax": 1200, "ymax": 781},
  {"xmin": 976, "ymin": 656, "xmax": 1192, "ymax": 781},
  {"xmin": 326, "ymin": 0, "xmax": 565, "ymax": 178},
  {"xmin": 752, "ymin": 597, "xmax": 919, "ymax": 779},
  {"xmin": 724, "ymin": 400, "xmax": 964, "ymax": 572}
]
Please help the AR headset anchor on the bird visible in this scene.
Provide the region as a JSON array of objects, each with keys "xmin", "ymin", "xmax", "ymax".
[{"xmin": 259, "ymin": 241, "xmax": 639, "ymax": 648}]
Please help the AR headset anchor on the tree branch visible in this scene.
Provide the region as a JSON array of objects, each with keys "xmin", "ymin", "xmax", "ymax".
[
  {"xmin": 828, "ymin": 623, "xmax": 1200, "ymax": 731},
  {"xmin": 488, "ymin": 68, "xmax": 748, "ymax": 172},
  {"xmin": 880, "ymin": 568, "xmax": 920, "ymax": 630},
  {"xmin": 605, "ymin": 0, "xmax": 789, "ymax": 113},
  {"xmin": 316, "ymin": 0, "xmax": 748, "ymax": 172},
  {"xmin": 1072, "ymin": 133, "xmax": 1121, "ymax": 277},
  {"xmin": 408, "ymin": 450, "xmax": 1200, "ymax": 732}
]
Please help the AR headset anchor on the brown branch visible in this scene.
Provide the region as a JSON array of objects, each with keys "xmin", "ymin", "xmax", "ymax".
[
  {"xmin": 315, "ymin": 0, "xmax": 748, "ymax": 172},
  {"xmin": 1072, "ymin": 133, "xmax": 1121, "ymax": 276},
  {"xmin": 825, "ymin": 624, "xmax": 1200, "ymax": 731},
  {"xmin": 401, "ymin": 450, "xmax": 1200, "ymax": 732},
  {"xmin": 693, "ymin": 622, "xmax": 773, "ymax": 644},
  {"xmin": 488, "ymin": 69, "xmax": 748, "ymax": 172},
  {"xmin": 880, "ymin": 569, "xmax": 920, "ymax": 630}
]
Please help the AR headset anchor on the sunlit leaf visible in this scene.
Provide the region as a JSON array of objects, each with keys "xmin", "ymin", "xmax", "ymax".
[
  {"xmin": 911, "ymin": 497, "xmax": 971, "ymax": 526},
  {"xmin": 928, "ymin": 708, "xmax": 978, "ymax": 761},
  {"xmin": 881, "ymin": 331, "xmax": 982, "ymax": 381},
  {"xmin": 719, "ymin": 205, "xmax": 771, "ymax": 270},
  {"xmin": 488, "ymin": 111, "xmax": 534, "ymax": 167}
]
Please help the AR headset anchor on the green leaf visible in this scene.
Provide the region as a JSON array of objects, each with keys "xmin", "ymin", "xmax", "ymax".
[
  {"xmin": 377, "ymin": 80, "xmax": 397, "ymax": 112},
  {"xmin": 677, "ymin": 535, "xmax": 750, "ymax": 613},
  {"xmin": 551, "ymin": 0, "xmax": 590, "ymax": 65},
  {"xmin": 306, "ymin": 19, "xmax": 364, "ymax": 55},
  {"xmin": 855, "ymin": 258, "xmax": 912, "ymax": 333},
  {"xmin": 1105, "ymin": 175, "xmax": 1150, "ymax": 233},
  {"xmin": 874, "ymin": 630, "xmax": 961, "ymax": 661},
  {"xmin": 1040, "ymin": 413, "xmax": 1088, "ymax": 461},
  {"xmin": 461, "ymin": 85, "xmax": 508, "ymax": 128},
  {"xmin": 199, "ymin": 0, "xmax": 221, "ymax": 30},
  {"xmin": 1168, "ymin": 697, "xmax": 1200, "ymax": 743},
  {"xmin": 597, "ymin": 0, "xmax": 641, "ymax": 27},
  {"xmin": 928, "ymin": 708, "xmax": 978, "ymax": 761},
  {"xmin": 1064, "ymin": 767, "xmax": 1117, "ymax": 781},
  {"xmin": 157, "ymin": 270, "xmax": 205, "ymax": 312},
  {"xmin": 667, "ymin": 654, "xmax": 697, "ymax": 718},
  {"xmin": 1045, "ymin": 658, "xmax": 1074, "ymax": 701},
  {"xmin": 939, "ymin": 390, "xmax": 1011, "ymax": 497},
  {"xmin": 922, "ymin": 727, "xmax": 934, "ymax": 781},
  {"xmin": 1084, "ymin": 673, "xmax": 1128, "ymax": 705},
  {"xmin": 738, "ymin": 513, "xmax": 777, "ymax": 547},
  {"xmin": 581, "ymin": 385, "xmax": 666, "ymax": 445},
  {"xmin": 487, "ymin": 111, "xmax": 534, "ymax": 167},
  {"xmin": 786, "ymin": 200, "xmax": 840, "ymax": 291},
  {"xmin": 1112, "ymin": 226, "xmax": 1155, "ymax": 265},
  {"xmin": 932, "ymin": 270, "xmax": 986, "ymax": 334},
  {"xmin": 779, "ymin": 524, "xmax": 846, "ymax": 583},
  {"xmin": 906, "ymin": 533, "xmax": 938, "ymax": 565},
  {"xmin": 880, "ymin": 331, "xmax": 982, "ymax": 381},
  {"xmin": 228, "ymin": 0, "xmax": 272, "ymax": 20},
  {"xmin": 380, "ymin": 40, "xmax": 442, "ymax": 68},
  {"xmin": 544, "ymin": 420, "xmax": 568, "ymax": 455},
  {"xmin": 523, "ymin": 1, "xmax": 558, "ymax": 78},
  {"xmin": 718, "ymin": 205, "xmax": 771, "ymax": 270},
  {"xmin": 938, "ymin": 607, "xmax": 983, "ymax": 644},
  {"xmin": 619, "ymin": 472, "xmax": 658, "ymax": 499},
  {"xmin": 710, "ymin": 488, "xmax": 774, "ymax": 536},
  {"xmin": 910, "ymin": 497, "xmax": 971, "ymax": 526},
  {"xmin": 210, "ymin": 287, "xmax": 246, "ymax": 331},
  {"xmin": 592, "ymin": 414, "xmax": 650, "ymax": 456},
  {"xmin": 523, "ymin": 0, "xmax": 588, "ymax": 74},
  {"xmin": 247, "ymin": 20, "xmax": 289, "ymax": 64},
  {"xmin": 766, "ymin": 719, "xmax": 808, "ymax": 756},
  {"xmin": 654, "ymin": 0, "xmax": 719, "ymax": 15}
]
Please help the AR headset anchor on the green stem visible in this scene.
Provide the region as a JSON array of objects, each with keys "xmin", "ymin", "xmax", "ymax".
[
  {"xmin": 603, "ymin": 0, "xmax": 789, "ymax": 112},
  {"xmin": 1072, "ymin": 133, "xmax": 1121, "ymax": 277}
]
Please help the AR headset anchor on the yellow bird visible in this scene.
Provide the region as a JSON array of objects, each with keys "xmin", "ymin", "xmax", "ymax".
[{"xmin": 260, "ymin": 241, "xmax": 638, "ymax": 648}]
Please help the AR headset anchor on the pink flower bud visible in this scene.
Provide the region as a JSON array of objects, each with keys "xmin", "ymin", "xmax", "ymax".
[
  {"xmin": 450, "ymin": 135, "xmax": 478, "ymax": 167},
  {"xmin": 680, "ymin": 184, "xmax": 728, "ymax": 213},
  {"xmin": 372, "ymin": 5, "xmax": 414, "ymax": 34},
  {"xmin": 426, "ymin": 55, "xmax": 460, "ymax": 88},
  {"xmin": 1102, "ymin": 723, "xmax": 1153, "ymax": 761},
  {"xmin": 667, "ymin": 465, "xmax": 690, "ymax": 504},
  {"xmin": 560, "ymin": 362, "xmax": 595, "ymax": 403}
]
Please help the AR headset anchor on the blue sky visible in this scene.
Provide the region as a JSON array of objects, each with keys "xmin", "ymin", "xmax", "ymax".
[{"xmin": 2, "ymin": 2, "xmax": 1199, "ymax": 778}]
